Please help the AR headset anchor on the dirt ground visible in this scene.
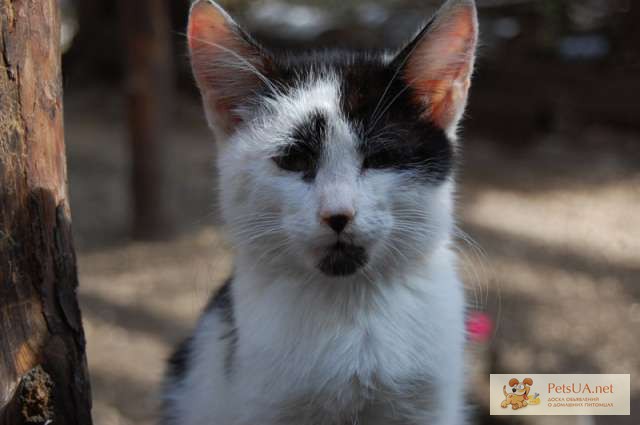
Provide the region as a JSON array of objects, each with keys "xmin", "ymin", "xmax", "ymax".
[{"xmin": 64, "ymin": 90, "xmax": 639, "ymax": 425}]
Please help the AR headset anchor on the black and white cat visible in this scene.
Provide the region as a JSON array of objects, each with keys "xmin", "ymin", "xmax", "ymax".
[{"xmin": 162, "ymin": 0, "xmax": 478, "ymax": 423}]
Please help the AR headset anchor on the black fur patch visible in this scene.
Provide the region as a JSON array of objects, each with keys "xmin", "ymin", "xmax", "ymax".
[
  {"xmin": 162, "ymin": 335, "xmax": 194, "ymax": 424},
  {"xmin": 205, "ymin": 278, "xmax": 238, "ymax": 377},
  {"xmin": 205, "ymin": 277, "xmax": 234, "ymax": 314},
  {"xmin": 164, "ymin": 278, "xmax": 236, "ymax": 386},
  {"xmin": 166, "ymin": 336, "xmax": 193, "ymax": 383},
  {"xmin": 291, "ymin": 111, "xmax": 327, "ymax": 148},
  {"xmin": 273, "ymin": 112, "xmax": 327, "ymax": 181},
  {"xmin": 318, "ymin": 242, "xmax": 368, "ymax": 277}
]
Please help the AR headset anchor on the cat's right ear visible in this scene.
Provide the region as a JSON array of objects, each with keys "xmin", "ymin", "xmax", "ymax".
[
  {"xmin": 394, "ymin": 0, "xmax": 478, "ymax": 135},
  {"xmin": 188, "ymin": 0, "xmax": 270, "ymax": 136}
]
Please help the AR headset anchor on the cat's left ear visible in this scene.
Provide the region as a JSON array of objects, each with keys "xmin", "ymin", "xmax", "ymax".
[
  {"xmin": 396, "ymin": 0, "xmax": 478, "ymax": 133},
  {"xmin": 188, "ymin": 0, "xmax": 271, "ymax": 136}
]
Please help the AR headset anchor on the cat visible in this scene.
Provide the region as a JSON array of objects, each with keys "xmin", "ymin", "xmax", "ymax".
[{"xmin": 161, "ymin": 0, "xmax": 478, "ymax": 424}]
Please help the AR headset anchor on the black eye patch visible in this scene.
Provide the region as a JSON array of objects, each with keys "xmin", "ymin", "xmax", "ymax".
[
  {"xmin": 273, "ymin": 143, "xmax": 318, "ymax": 180},
  {"xmin": 362, "ymin": 143, "xmax": 416, "ymax": 170},
  {"xmin": 336, "ymin": 58, "xmax": 454, "ymax": 183},
  {"xmin": 272, "ymin": 111, "xmax": 327, "ymax": 181},
  {"xmin": 359, "ymin": 123, "xmax": 453, "ymax": 183}
]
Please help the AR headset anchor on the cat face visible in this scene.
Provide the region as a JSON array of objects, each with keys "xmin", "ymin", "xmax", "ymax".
[{"xmin": 188, "ymin": 0, "xmax": 478, "ymax": 279}]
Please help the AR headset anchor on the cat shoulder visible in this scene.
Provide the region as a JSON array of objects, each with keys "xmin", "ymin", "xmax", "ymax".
[{"xmin": 160, "ymin": 278, "xmax": 235, "ymax": 424}]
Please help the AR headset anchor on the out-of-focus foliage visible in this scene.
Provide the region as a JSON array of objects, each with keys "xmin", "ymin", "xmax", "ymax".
[{"xmin": 210, "ymin": 0, "xmax": 629, "ymax": 54}]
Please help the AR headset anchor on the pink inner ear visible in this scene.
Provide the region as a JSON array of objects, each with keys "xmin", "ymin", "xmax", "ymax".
[
  {"xmin": 404, "ymin": 4, "xmax": 477, "ymax": 130},
  {"xmin": 187, "ymin": 1, "xmax": 264, "ymax": 133},
  {"xmin": 188, "ymin": 2, "xmax": 235, "ymax": 53}
]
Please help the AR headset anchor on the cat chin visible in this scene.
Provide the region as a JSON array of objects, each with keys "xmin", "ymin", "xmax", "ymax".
[{"xmin": 316, "ymin": 241, "xmax": 368, "ymax": 277}]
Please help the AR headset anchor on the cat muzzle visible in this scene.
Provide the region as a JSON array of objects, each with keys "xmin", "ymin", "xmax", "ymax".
[{"xmin": 317, "ymin": 242, "xmax": 368, "ymax": 277}]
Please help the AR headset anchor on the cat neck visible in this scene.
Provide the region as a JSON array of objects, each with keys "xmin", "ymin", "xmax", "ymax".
[{"xmin": 227, "ymin": 242, "xmax": 462, "ymax": 367}]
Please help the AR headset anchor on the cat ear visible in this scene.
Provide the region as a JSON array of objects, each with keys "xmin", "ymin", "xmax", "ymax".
[
  {"xmin": 188, "ymin": 0, "xmax": 270, "ymax": 136},
  {"xmin": 396, "ymin": 0, "xmax": 478, "ymax": 133}
]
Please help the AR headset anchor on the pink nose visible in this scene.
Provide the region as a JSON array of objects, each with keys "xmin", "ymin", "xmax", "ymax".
[{"xmin": 321, "ymin": 213, "xmax": 353, "ymax": 234}]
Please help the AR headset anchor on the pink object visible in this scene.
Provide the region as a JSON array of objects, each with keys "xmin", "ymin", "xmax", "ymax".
[{"xmin": 466, "ymin": 312, "xmax": 493, "ymax": 343}]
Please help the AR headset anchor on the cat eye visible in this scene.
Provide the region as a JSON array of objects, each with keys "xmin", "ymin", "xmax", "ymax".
[
  {"xmin": 359, "ymin": 127, "xmax": 452, "ymax": 182},
  {"xmin": 272, "ymin": 144, "xmax": 317, "ymax": 177}
]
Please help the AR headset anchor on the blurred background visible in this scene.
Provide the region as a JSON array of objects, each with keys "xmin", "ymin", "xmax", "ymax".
[{"xmin": 58, "ymin": 0, "xmax": 639, "ymax": 424}]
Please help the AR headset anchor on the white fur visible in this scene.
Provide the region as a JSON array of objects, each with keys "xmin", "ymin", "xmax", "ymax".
[
  {"xmin": 163, "ymin": 73, "xmax": 468, "ymax": 424},
  {"xmin": 169, "ymin": 246, "xmax": 465, "ymax": 425}
]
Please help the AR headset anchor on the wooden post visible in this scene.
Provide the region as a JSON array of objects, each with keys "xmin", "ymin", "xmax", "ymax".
[
  {"xmin": 120, "ymin": 0, "xmax": 174, "ymax": 240},
  {"xmin": 0, "ymin": 0, "xmax": 92, "ymax": 424}
]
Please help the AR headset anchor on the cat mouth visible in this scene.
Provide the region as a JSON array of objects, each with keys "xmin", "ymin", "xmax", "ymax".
[{"xmin": 317, "ymin": 242, "xmax": 368, "ymax": 277}]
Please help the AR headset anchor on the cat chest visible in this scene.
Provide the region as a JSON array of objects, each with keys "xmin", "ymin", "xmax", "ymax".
[
  {"xmin": 273, "ymin": 379, "xmax": 436, "ymax": 425},
  {"xmin": 236, "ymin": 312, "xmax": 437, "ymax": 401}
]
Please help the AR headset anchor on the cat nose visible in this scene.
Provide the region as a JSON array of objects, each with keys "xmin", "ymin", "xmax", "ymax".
[{"xmin": 322, "ymin": 213, "xmax": 353, "ymax": 234}]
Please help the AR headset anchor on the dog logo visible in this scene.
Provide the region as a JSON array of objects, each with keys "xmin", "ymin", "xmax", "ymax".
[{"xmin": 501, "ymin": 377, "xmax": 541, "ymax": 410}]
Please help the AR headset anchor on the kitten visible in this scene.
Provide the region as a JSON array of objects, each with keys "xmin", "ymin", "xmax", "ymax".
[{"xmin": 161, "ymin": 0, "xmax": 478, "ymax": 424}]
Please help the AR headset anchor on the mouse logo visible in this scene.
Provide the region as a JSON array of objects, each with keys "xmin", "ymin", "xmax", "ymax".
[{"xmin": 501, "ymin": 377, "xmax": 541, "ymax": 410}]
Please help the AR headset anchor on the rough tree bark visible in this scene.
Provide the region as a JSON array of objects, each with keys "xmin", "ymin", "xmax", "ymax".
[
  {"xmin": 0, "ymin": 1, "xmax": 92, "ymax": 424},
  {"xmin": 120, "ymin": 0, "xmax": 174, "ymax": 240}
]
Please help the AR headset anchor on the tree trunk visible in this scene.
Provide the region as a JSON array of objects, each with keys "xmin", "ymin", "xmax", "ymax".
[
  {"xmin": 0, "ymin": 1, "xmax": 92, "ymax": 424},
  {"xmin": 120, "ymin": 0, "xmax": 174, "ymax": 240}
]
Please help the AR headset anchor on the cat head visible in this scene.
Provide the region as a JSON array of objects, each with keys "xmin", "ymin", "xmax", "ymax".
[{"xmin": 188, "ymin": 0, "xmax": 478, "ymax": 279}]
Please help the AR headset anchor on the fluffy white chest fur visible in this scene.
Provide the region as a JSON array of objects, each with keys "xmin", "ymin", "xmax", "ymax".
[
  {"xmin": 165, "ymin": 247, "xmax": 465, "ymax": 425},
  {"xmin": 162, "ymin": 0, "xmax": 478, "ymax": 423}
]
